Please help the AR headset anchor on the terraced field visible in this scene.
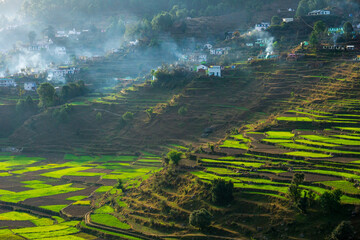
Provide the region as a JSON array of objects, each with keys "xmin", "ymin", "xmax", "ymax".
[
  {"xmin": 203, "ymin": 105, "xmax": 360, "ymax": 206},
  {"xmin": 0, "ymin": 152, "xmax": 162, "ymax": 239}
]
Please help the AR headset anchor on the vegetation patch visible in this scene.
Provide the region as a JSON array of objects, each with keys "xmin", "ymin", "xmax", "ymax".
[{"xmin": 91, "ymin": 214, "xmax": 131, "ymax": 229}]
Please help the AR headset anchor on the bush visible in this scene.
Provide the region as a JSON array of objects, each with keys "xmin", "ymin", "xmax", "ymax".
[
  {"xmin": 329, "ymin": 221, "xmax": 355, "ymax": 240},
  {"xmin": 52, "ymin": 104, "xmax": 73, "ymax": 123},
  {"xmin": 178, "ymin": 106, "xmax": 188, "ymax": 116},
  {"xmin": 115, "ymin": 179, "xmax": 124, "ymax": 190},
  {"xmin": 96, "ymin": 112, "xmax": 103, "ymax": 121},
  {"xmin": 122, "ymin": 112, "xmax": 134, "ymax": 122},
  {"xmin": 211, "ymin": 179, "xmax": 234, "ymax": 206},
  {"xmin": 319, "ymin": 189, "xmax": 343, "ymax": 214},
  {"xmin": 189, "ymin": 208, "xmax": 212, "ymax": 230},
  {"xmin": 166, "ymin": 150, "xmax": 182, "ymax": 165}
]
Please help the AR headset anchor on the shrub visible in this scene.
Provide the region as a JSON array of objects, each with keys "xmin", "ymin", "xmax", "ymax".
[
  {"xmin": 329, "ymin": 221, "xmax": 355, "ymax": 240},
  {"xmin": 96, "ymin": 112, "xmax": 103, "ymax": 121},
  {"xmin": 189, "ymin": 208, "xmax": 212, "ymax": 230},
  {"xmin": 122, "ymin": 112, "xmax": 134, "ymax": 122},
  {"xmin": 178, "ymin": 106, "xmax": 188, "ymax": 116},
  {"xmin": 319, "ymin": 189, "xmax": 343, "ymax": 214},
  {"xmin": 115, "ymin": 179, "xmax": 124, "ymax": 190},
  {"xmin": 211, "ymin": 179, "xmax": 234, "ymax": 206},
  {"xmin": 167, "ymin": 150, "xmax": 182, "ymax": 165}
]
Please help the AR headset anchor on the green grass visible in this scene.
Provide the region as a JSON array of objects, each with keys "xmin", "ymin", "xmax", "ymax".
[
  {"xmin": 295, "ymin": 169, "xmax": 360, "ymax": 180},
  {"xmin": 200, "ymin": 158, "xmax": 263, "ymax": 168},
  {"xmin": 280, "ymin": 143, "xmax": 360, "ymax": 155},
  {"xmin": 94, "ymin": 205, "xmax": 115, "ymax": 214},
  {"xmin": 18, "ymin": 227, "xmax": 79, "ymax": 239},
  {"xmin": 73, "ymin": 200, "xmax": 91, "ymax": 205},
  {"xmin": 206, "ymin": 167, "xmax": 236, "ymax": 175},
  {"xmin": 331, "ymin": 135, "xmax": 360, "ymax": 140},
  {"xmin": 66, "ymin": 196, "xmax": 88, "ymax": 201},
  {"xmin": 0, "ymin": 211, "xmax": 38, "ymax": 221},
  {"xmin": 300, "ymin": 135, "xmax": 360, "ymax": 146},
  {"xmin": 277, "ymin": 116, "xmax": 313, "ymax": 122},
  {"xmin": 284, "ymin": 151, "xmax": 332, "ymax": 158},
  {"xmin": 41, "ymin": 167, "xmax": 105, "ymax": 178},
  {"xmin": 0, "ymin": 184, "xmax": 83, "ymax": 203},
  {"xmin": 243, "ymin": 191, "xmax": 287, "ymax": 200},
  {"xmin": 95, "ymin": 186, "xmax": 113, "ymax": 193},
  {"xmin": 80, "ymin": 221, "xmax": 141, "ymax": 240},
  {"xmin": 317, "ymin": 181, "xmax": 360, "ymax": 195},
  {"xmin": 335, "ymin": 127, "xmax": 360, "ymax": 132},
  {"xmin": 219, "ymin": 140, "xmax": 249, "ymax": 150},
  {"xmin": 0, "ymin": 229, "xmax": 23, "ymax": 239},
  {"xmin": 230, "ymin": 135, "xmax": 251, "ymax": 142},
  {"xmin": 91, "ymin": 214, "xmax": 131, "ymax": 229},
  {"xmin": 31, "ymin": 218, "xmax": 54, "ymax": 226},
  {"xmin": 265, "ymin": 131, "xmax": 294, "ymax": 139},
  {"xmin": 262, "ymin": 139, "xmax": 293, "ymax": 143},
  {"xmin": 40, "ymin": 205, "xmax": 68, "ymax": 212},
  {"xmin": 295, "ymin": 139, "xmax": 340, "ymax": 147}
]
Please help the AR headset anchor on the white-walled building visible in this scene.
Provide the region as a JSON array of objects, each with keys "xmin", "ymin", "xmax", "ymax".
[
  {"xmin": 208, "ymin": 66, "xmax": 221, "ymax": 77},
  {"xmin": 54, "ymin": 47, "xmax": 67, "ymax": 56},
  {"xmin": 0, "ymin": 78, "xmax": 16, "ymax": 87},
  {"xmin": 196, "ymin": 65, "xmax": 208, "ymax": 72},
  {"xmin": 24, "ymin": 82, "xmax": 37, "ymax": 91},
  {"xmin": 308, "ymin": 10, "xmax": 330, "ymax": 16},
  {"xmin": 255, "ymin": 22, "xmax": 270, "ymax": 31},
  {"xmin": 47, "ymin": 66, "xmax": 79, "ymax": 83},
  {"xmin": 283, "ymin": 18, "xmax": 294, "ymax": 23}
]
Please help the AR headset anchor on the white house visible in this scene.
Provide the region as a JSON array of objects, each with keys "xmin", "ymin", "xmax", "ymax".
[
  {"xmin": 56, "ymin": 31, "xmax": 68, "ymax": 38},
  {"xmin": 210, "ymin": 47, "xmax": 231, "ymax": 55},
  {"xmin": 24, "ymin": 82, "xmax": 37, "ymax": 91},
  {"xmin": 0, "ymin": 78, "xmax": 16, "ymax": 87},
  {"xmin": 204, "ymin": 44, "xmax": 213, "ymax": 50},
  {"xmin": 47, "ymin": 66, "xmax": 79, "ymax": 83},
  {"xmin": 283, "ymin": 18, "xmax": 294, "ymax": 23},
  {"xmin": 308, "ymin": 10, "xmax": 330, "ymax": 16},
  {"xmin": 208, "ymin": 66, "xmax": 221, "ymax": 77},
  {"xmin": 196, "ymin": 65, "xmax": 208, "ymax": 72},
  {"xmin": 54, "ymin": 47, "xmax": 67, "ymax": 56},
  {"xmin": 255, "ymin": 22, "xmax": 270, "ymax": 31},
  {"xmin": 246, "ymin": 43, "xmax": 254, "ymax": 47},
  {"xmin": 347, "ymin": 45, "xmax": 355, "ymax": 50}
]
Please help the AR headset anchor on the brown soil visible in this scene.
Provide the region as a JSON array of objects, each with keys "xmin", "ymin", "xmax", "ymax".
[{"xmin": 62, "ymin": 205, "xmax": 91, "ymax": 218}]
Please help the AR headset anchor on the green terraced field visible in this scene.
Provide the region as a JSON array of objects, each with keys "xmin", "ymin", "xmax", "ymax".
[
  {"xmin": 219, "ymin": 140, "xmax": 249, "ymax": 149},
  {"xmin": 265, "ymin": 131, "xmax": 295, "ymax": 139},
  {"xmin": 91, "ymin": 214, "xmax": 131, "ymax": 229}
]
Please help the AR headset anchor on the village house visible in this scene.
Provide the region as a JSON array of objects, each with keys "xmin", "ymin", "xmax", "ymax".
[
  {"xmin": 246, "ymin": 43, "xmax": 254, "ymax": 47},
  {"xmin": 255, "ymin": 22, "xmax": 270, "ymax": 31},
  {"xmin": 308, "ymin": 10, "xmax": 331, "ymax": 16},
  {"xmin": 283, "ymin": 18, "xmax": 294, "ymax": 23},
  {"xmin": 208, "ymin": 66, "xmax": 221, "ymax": 77},
  {"xmin": 24, "ymin": 82, "xmax": 37, "ymax": 91},
  {"xmin": 328, "ymin": 27, "xmax": 344, "ymax": 35},
  {"xmin": 54, "ymin": 47, "xmax": 67, "ymax": 56},
  {"xmin": 47, "ymin": 66, "xmax": 79, "ymax": 83},
  {"xmin": 196, "ymin": 65, "xmax": 208, "ymax": 73},
  {"xmin": 0, "ymin": 78, "xmax": 16, "ymax": 87},
  {"xmin": 203, "ymin": 44, "xmax": 213, "ymax": 50},
  {"xmin": 55, "ymin": 31, "xmax": 68, "ymax": 38},
  {"xmin": 210, "ymin": 47, "xmax": 231, "ymax": 55},
  {"xmin": 27, "ymin": 39, "xmax": 53, "ymax": 52}
]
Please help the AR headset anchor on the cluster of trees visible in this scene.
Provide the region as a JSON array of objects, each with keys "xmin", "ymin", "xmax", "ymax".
[
  {"xmin": 37, "ymin": 81, "xmax": 87, "ymax": 108},
  {"xmin": 16, "ymin": 96, "xmax": 37, "ymax": 113},
  {"xmin": 22, "ymin": 0, "xmax": 263, "ymax": 22},
  {"xmin": 309, "ymin": 20, "xmax": 354, "ymax": 46},
  {"xmin": 287, "ymin": 173, "xmax": 344, "ymax": 215},
  {"xmin": 152, "ymin": 66, "xmax": 195, "ymax": 89},
  {"xmin": 296, "ymin": 0, "xmax": 329, "ymax": 16}
]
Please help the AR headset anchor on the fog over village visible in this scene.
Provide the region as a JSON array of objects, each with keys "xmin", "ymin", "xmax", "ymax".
[{"xmin": 0, "ymin": 0, "xmax": 360, "ymax": 239}]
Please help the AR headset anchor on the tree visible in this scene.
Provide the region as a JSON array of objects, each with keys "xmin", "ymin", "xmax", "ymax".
[
  {"xmin": 37, "ymin": 82, "xmax": 55, "ymax": 108},
  {"xmin": 309, "ymin": 31, "xmax": 319, "ymax": 46},
  {"xmin": 314, "ymin": 20, "xmax": 326, "ymax": 34},
  {"xmin": 42, "ymin": 25, "xmax": 55, "ymax": 39},
  {"xmin": 167, "ymin": 150, "xmax": 182, "ymax": 165},
  {"xmin": 178, "ymin": 106, "xmax": 188, "ymax": 116},
  {"xmin": 115, "ymin": 179, "xmax": 124, "ymax": 190},
  {"xmin": 329, "ymin": 221, "xmax": 355, "ymax": 240},
  {"xmin": 288, "ymin": 173, "xmax": 304, "ymax": 204},
  {"xmin": 211, "ymin": 178, "xmax": 234, "ymax": 205},
  {"xmin": 319, "ymin": 189, "xmax": 343, "ymax": 214},
  {"xmin": 96, "ymin": 112, "xmax": 103, "ymax": 121},
  {"xmin": 271, "ymin": 15, "xmax": 281, "ymax": 26},
  {"xmin": 122, "ymin": 112, "xmax": 134, "ymax": 122},
  {"xmin": 16, "ymin": 96, "xmax": 37, "ymax": 113},
  {"xmin": 28, "ymin": 31, "xmax": 36, "ymax": 44},
  {"xmin": 151, "ymin": 12, "xmax": 174, "ymax": 31},
  {"xmin": 343, "ymin": 22, "xmax": 354, "ymax": 34},
  {"xmin": 296, "ymin": 0, "xmax": 309, "ymax": 17},
  {"xmin": 189, "ymin": 208, "xmax": 212, "ymax": 230}
]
